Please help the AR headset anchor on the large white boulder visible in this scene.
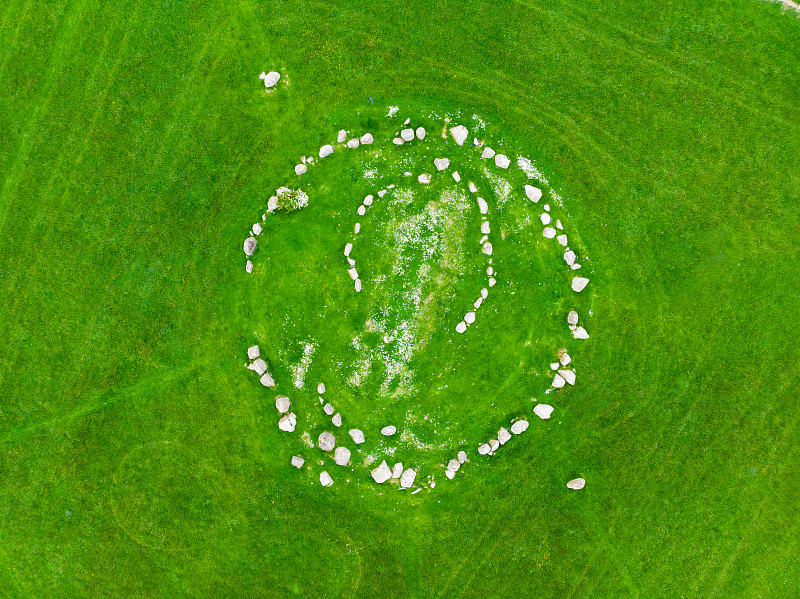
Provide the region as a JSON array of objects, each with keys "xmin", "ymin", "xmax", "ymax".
[
  {"xmin": 498, "ymin": 428, "xmax": 511, "ymax": 445},
  {"xmin": 244, "ymin": 237, "xmax": 257, "ymax": 256},
  {"xmin": 349, "ymin": 429, "xmax": 365, "ymax": 444},
  {"xmin": 260, "ymin": 373, "xmax": 275, "ymax": 387},
  {"xmin": 511, "ymin": 420, "xmax": 529, "ymax": 434},
  {"xmin": 320, "ymin": 471, "xmax": 333, "ymax": 487},
  {"xmin": 559, "ymin": 369, "xmax": 576, "ymax": 385},
  {"xmin": 278, "ymin": 413, "xmax": 296, "ymax": 432},
  {"xmin": 275, "ymin": 395, "xmax": 290, "ymax": 413},
  {"xmin": 371, "ymin": 460, "xmax": 392, "ymax": 483},
  {"xmin": 572, "ymin": 277, "xmax": 589, "ymax": 292},
  {"xmin": 525, "ymin": 185, "xmax": 542, "ymax": 202},
  {"xmin": 450, "ymin": 125, "xmax": 469, "ymax": 145},
  {"xmin": 319, "ymin": 144, "xmax": 334, "ymax": 158},
  {"xmin": 534, "ymin": 404, "xmax": 554, "ymax": 419},
  {"xmin": 318, "ymin": 432, "xmax": 336, "ymax": 451},
  {"xmin": 400, "ymin": 468, "xmax": 417, "ymax": 488},
  {"xmin": 252, "ymin": 359, "xmax": 267, "ymax": 375},
  {"xmin": 494, "ymin": 154, "xmax": 510, "ymax": 169},
  {"xmin": 264, "ymin": 71, "xmax": 280, "ymax": 87},
  {"xmin": 334, "ymin": 447, "xmax": 351, "ymax": 466},
  {"xmin": 291, "ymin": 455, "xmax": 305, "ymax": 468},
  {"xmin": 567, "ymin": 478, "xmax": 586, "ymax": 490},
  {"xmin": 381, "ymin": 425, "xmax": 396, "ymax": 436}
]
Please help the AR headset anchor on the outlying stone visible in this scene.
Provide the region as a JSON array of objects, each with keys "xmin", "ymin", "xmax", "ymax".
[
  {"xmin": 400, "ymin": 468, "xmax": 417, "ymax": 488},
  {"xmin": 334, "ymin": 446, "xmax": 351, "ymax": 466},
  {"xmin": 381, "ymin": 425, "xmax": 396, "ymax": 436},
  {"xmin": 371, "ymin": 460, "xmax": 392, "ymax": 483},
  {"xmin": 392, "ymin": 462, "xmax": 404, "ymax": 478},
  {"xmin": 275, "ymin": 395, "xmax": 290, "ymax": 413},
  {"xmin": 264, "ymin": 71, "xmax": 280, "ymax": 87},
  {"xmin": 573, "ymin": 326, "xmax": 589, "ymax": 339},
  {"xmin": 434, "ymin": 157, "xmax": 450, "ymax": 171},
  {"xmin": 332, "ymin": 413, "xmax": 342, "ymax": 427},
  {"xmin": 260, "ymin": 373, "xmax": 276, "ymax": 387},
  {"xmin": 494, "ymin": 154, "xmax": 510, "ymax": 169},
  {"xmin": 320, "ymin": 471, "xmax": 333, "ymax": 487},
  {"xmin": 534, "ymin": 404, "xmax": 554, "ymax": 419},
  {"xmin": 552, "ymin": 374, "xmax": 566, "ymax": 388},
  {"xmin": 457, "ymin": 450, "xmax": 467, "ymax": 463},
  {"xmin": 360, "ymin": 133, "xmax": 374, "ymax": 144},
  {"xmin": 278, "ymin": 412, "xmax": 296, "ymax": 432},
  {"xmin": 415, "ymin": 127, "xmax": 426, "ymax": 139},
  {"xmin": 319, "ymin": 144, "xmax": 334, "ymax": 158},
  {"xmin": 567, "ymin": 477, "xmax": 585, "ymax": 490},
  {"xmin": 401, "ymin": 128, "xmax": 415, "ymax": 141},
  {"xmin": 572, "ymin": 277, "xmax": 589, "ymax": 292},
  {"xmin": 525, "ymin": 185, "xmax": 542, "ymax": 202},
  {"xmin": 318, "ymin": 432, "xmax": 335, "ymax": 451},
  {"xmin": 291, "ymin": 455, "xmax": 305, "ymax": 468},
  {"xmin": 244, "ymin": 237, "xmax": 257, "ymax": 256},
  {"xmin": 511, "ymin": 420, "xmax": 529, "ymax": 434},
  {"xmin": 450, "ymin": 125, "xmax": 468, "ymax": 145},
  {"xmin": 498, "ymin": 428, "xmax": 511, "ymax": 445},
  {"xmin": 253, "ymin": 359, "xmax": 267, "ymax": 375},
  {"xmin": 559, "ymin": 369, "xmax": 576, "ymax": 385},
  {"xmin": 248, "ymin": 345, "xmax": 260, "ymax": 360},
  {"xmin": 568, "ymin": 311, "xmax": 579, "ymax": 325},
  {"xmin": 481, "ymin": 146, "xmax": 495, "ymax": 159},
  {"xmin": 349, "ymin": 429, "xmax": 365, "ymax": 444}
]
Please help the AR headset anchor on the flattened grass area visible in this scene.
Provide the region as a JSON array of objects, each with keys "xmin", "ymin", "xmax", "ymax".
[{"xmin": 0, "ymin": 0, "xmax": 798, "ymax": 597}]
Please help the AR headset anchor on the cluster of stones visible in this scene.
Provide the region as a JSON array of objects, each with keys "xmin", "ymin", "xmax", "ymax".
[
  {"xmin": 343, "ymin": 186, "xmax": 395, "ymax": 293},
  {"xmin": 477, "ymin": 419, "xmax": 529, "ymax": 456}
]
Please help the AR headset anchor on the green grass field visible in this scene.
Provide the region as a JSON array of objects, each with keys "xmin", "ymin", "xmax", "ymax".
[{"xmin": 1, "ymin": 0, "xmax": 799, "ymax": 597}]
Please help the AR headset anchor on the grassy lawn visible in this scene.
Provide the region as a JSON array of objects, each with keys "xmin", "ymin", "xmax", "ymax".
[{"xmin": 0, "ymin": 0, "xmax": 798, "ymax": 597}]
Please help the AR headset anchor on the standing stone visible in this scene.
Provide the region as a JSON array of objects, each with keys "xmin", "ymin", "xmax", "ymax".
[
  {"xmin": 401, "ymin": 128, "xmax": 415, "ymax": 141},
  {"xmin": 337, "ymin": 129, "xmax": 347, "ymax": 143},
  {"xmin": 557, "ymin": 235, "xmax": 568, "ymax": 246},
  {"xmin": 567, "ymin": 478, "xmax": 586, "ymax": 490},
  {"xmin": 371, "ymin": 460, "xmax": 392, "ymax": 483},
  {"xmin": 244, "ymin": 237, "xmax": 257, "ymax": 256},
  {"xmin": 295, "ymin": 164, "xmax": 307, "ymax": 176},
  {"xmin": 564, "ymin": 250, "xmax": 576, "ymax": 265},
  {"xmin": 320, "ymin": 471, "xmax": 333, "ymax": 487},
  {"xmin": 380, "ymin": 425, "xmax": 396, "ymax": 436},
  {"xmin": 332, "ymin": 413, "xmax": 342, "ymax": 427},
  {"xmin": 568, "ymin": 311, "xmax": 579, "ymax": 325},
  {"xmin": 319, "ymin": 144, "xmax": 334, "ymax": 158},
  {"xmin": 275, "ymin": 395, "xmax": 291, "ymax": 413},
  {"xmin": 334, "ymin": 447, "xmax": 351, "ymax": 466},
  {"xmin": 511, "ymin": 420, "xmax": 529, "ymax": 434},
  {"xmin": 488, "ymin": 439, "xmax": 499, "ymax": 452},
  {"xmin": 246, "ymin": 260, "xmax": 253, "ymax": 273},
  {"xmin": 344, "ymin": 243, "xmax": 353, "ymax": 257},
  {"xmin": 348, "ymin": 267, "xmax": 358, "ymax": 280},
  {"xmin": 450, "ymin": 125, "xmax": 469, "ymax": 145},
  {"xmin": 318, "ymin": 432, "xmax": 336, "ymax": 451},
  {"xmin": 349, "ymin": 429, "xmax": 365, "ymax": 444},
  {"xmin": 481, "ymin": 221, "xmax": 490, "ymax": 234},
  {"xmin": 494, "ymin": 154, "xmax": 510, "ymax": 169},
  {"xmin": 253, "ymin": 222, "xmax": 262, "ymax": 236},
  {"xmin": 464, "ymin": 312, "xmax": 476, "ymax": 325},
  {"xmin": 418, "ymin": 174, "xmax": 431, "ymax": 184},
  {"xmin": 482, "ymin": 242, "xmax": 493, "ymax": 255},
  {"xmin": 291, "ymin": 455, "xmax": 305, "ymax": 468},
  {"xmin": 392, "ymin": 462, "xmax": 404, "ymax": 478},
  {"xmin": 541, "ymin": 213, "xmax": 551, "ymax": 225},
  {"xmin": 318, "ymin": 383, "xmax": 326, "ymax": 394},
  {"xmin": 323, "ymin": 403, "xmax": 335, "ymax": 415},
  {"xmin": 543, "ymin": 227, "xmax": 557, "ymax": 238},
  {"xmin": 481, "ymin": 146, "xmax": 496, "ymax": 159},
  {"xmin": 393, "ymin": 137, "xmax": 404, "ymax": 145},
  {"xmin": 260, "ymin": 373, "xmax": 276, "ymax": 387},
  {"xmin": 248, "ymin": 345, "xmax": 260, "ymax": 360},
  {"xmin": 400, "ymin": 468, "xmax": 417, "ymax": 488},
  {"xmin": 477, "ymin": 197, "xmax": 488, "ymax": 214},
  {"xmin": 278, "ymin": 413, "xmax": 296, "ymax": 432},
  {"xmin": 264, "ymin": 71, "xmax": 280, "ymax": 87},
  {"xmin": 434, "ymin": 158, "xmax": 450, "ymax": 171},
  {"xmin": 253, "ymin": 359, "xmax": 267, "ymax": 375},
  {"xmin": 355, "ymin": 279, "xmax": 362, "ymax": 292},
  {"xmin": 456, "ymin": 322, "xmax": 467, "ymax": 334},
  {"xmin": 347, "ymin": 138, "xmax": 360, "ymax": 148},
  {"xmin": 572, "ymin": 277, "xmax": 589, "ymax": 292},
  {"xmin": 559, "ymin": 370, "xmax": 576, "ymax": 386},
  {"xmin": 457, "ymin": 450, "xmax": 467, "ymax": 463},
  {"xmin": 534, "ymin": 404, "xmax": 554, "ymax": 419},
  {"xmin": 552, "ymin": 374, "xmax": 566, "ymax": 388},
  {"xmin": 525, "ymin": 185, "xmax": 542, "ymax": 202},
  {"xmin": 468, "ymin": 181, "xmax": 478, "ymax": 193},
  {"xmin": 573, "ymin": 326, "xmax": 589, "ymax": 339},
  {"xmin": 360, "ymin": 133, "xmax": 374, "ymax": 144},
  {"xmin": 498, "ymin": 428, "xmax": 511, "ymax": 445},
  {"xmin": 415, "ymin": 127, "xmax": 426, "ymax": 139},
  {"xmin": 447, "ymin": 459, "xmax": 460, "ymax": 473},
  {"xmin": 478, "ymin": 443, "xmax": 491, "ymax": 455},
  {"xmin": 560, "ymin": 352, "xmax": 571, "ymax": 366}
]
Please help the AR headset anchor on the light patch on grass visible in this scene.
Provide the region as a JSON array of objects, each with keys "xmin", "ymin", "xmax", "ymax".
[{"xmin": 291, "ymin": 341, "xmax": 316, "ymax": 389}]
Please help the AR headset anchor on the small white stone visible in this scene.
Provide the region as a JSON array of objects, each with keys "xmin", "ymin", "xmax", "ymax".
[
  {"xmin": 552, "ymin": 374, "xmax": 566, "ymax": 388},
  {"xmin": 371, "ymin": 461, "xmax": 392, "ymax": 484},
  {"xmin": 276, "ymin": 395, "xmax": 290, "ymax": 413},
  {"xmin": 259, "ymin": 72, "xmax": 266, "ymax": 80},
  {"xmin": 541, "ymin": 213, "xmax": 551, "ymax": 225},
  {"xmin": 337, "ymin": 129, "xmax": 347, "ymax": 143},
  {"xmin": 481, "ymin": 146, "xmax": 495, "ymax": 159},
  {"xmin": 489, "ymin": 277, "xmax": 496, "ymax": 287},
  {"xmin": 253, "ymin": 222, "xmax": 262, "ymax": 236},
  {"xmin": 318, "ymin": 383, "xmax": 326, "ymax": 394},
  {"xmin": 445, "ymin": 470, "xmax": 455, "ymax": 480},
  {"xmin": 354, "ymin": 223, "xmax": 360, "ymax": 234},
  {"xmin": 344, "ymin": 243, "xmax": 353, "ymax": 257},
  {"xmin": 498, "ymin": 428, "xmax": 511, "ymax": 445},
  {"xmin": 355, "ymin": 279, "xmax": 362, "ymax": 292},
  {"xmin": 348, "ymin": 268, "xmax": 358, "ymax": 280},
  {"xmin": 416, "ymin": 127, "xmax": 426, "ymax": 139},
  {"xmin": 291, "ymin": 455, "xmax": 305, "ymax": 468},
  {"xmin": 320, "ymin": 471, "xmax": 333, "ymax": 487},
  {"xmin": 393, "ymin": 137, "xmax": 404, "ymax": 145},
  {"xmin": 481, "ymin": 288, "xmax": 488, "ymax": 299},
  {"xmin": 482, "ymin": 242, "xmax": 493, "ymax": 256},
  {"xmin": 456, "ymin": 321, "xmax": 467, "ymax": 334},
  {"xmin": 360, "ymin": 133, "xmax": 374, "ymax": 144},
  {"xmin": 511, "ymin": 420, "xmax": 529, "ymax": 434},
  {"xmin": 568, "ymin": 311, "xmax": 579, "ymax": 325},
  {"xmin": 418, "ymin": 173, "xmax": 431, "ymax": 184},
  {"xmin": 378, "ymin": 189, "xmax": 386, "ymax": 197},
  {"xmin": 567, "ymin": 478, "xmax": 586, "ymax": 490},
  {"xmin": 488, "ymin": 439, "xmax": 499, "ymax": 451},
  {"xmin": 572, "ymin": 263, "xmax": 582, "ymax": 270},
  {"xmin": 347, "ymin": 138, "xmax": 360, "ymax": 148},
  {"xmin": 494, "ymin": 154, "xmax": 510, "ymax": 169},
  {"xmin": 244, "ymin": 237, "xmax": 257, "ymax": 256},
  {"xmin": 468, "ymin": 181, "xmax": 477, "ymax": 193},
  {"xmin": 245, "ymin": 260, "xmax": 253, "ymax": 273},
  {"xmin": 278, "ymin": 412, "xmax": 296, "ymax": 432},
  {"xmin": 560, "ymin": 353, "xmax": 571, "ymax": 366},
  {"xmin": 474, "ymin": 297, "xmax": 483, "ymax": 309},
  {"xmin": 318, "ymin": 432, "xmax": 336, "ymax": 451},
  {"xmin": 332, "ymin": 413, "xmax": 342, "ymax": 427},
  {"xmin": 381, "ymin": 425, "xmax": 396, "ymax": 436},
  {"xmin": 247, "ymin": 345, "xmax": 260, "ymax": 360},
  {"xmin": 323, "ymin": 403, "xmax": 335, "ymax": 415},
  {"xmin": 334, "ymin": 446, "xmax": 351, "ymax": 466},
  {"xmin": 487, "ymin": 267, "xmax": 494, "ymax": 276},
  {"xmin": 457, "ymin": 451, "xmax": 467, "ymax": 463},
  {"xmin": 347, "ymin": 257, "xmax": 355, "ymax": 266},
  {"xmin": 400, "ymin": 468, "xmax": 417, "ymax": 488},
  {"xmin": 573, "ymin": 326, "xmax": 589, "ymax": 339},
  {"xmin": 572, "ymin": 277, "xmax": 589, "ymax": 292},
  {"xmin": 319, "ymin": 144, "xmax": 334, "ymax": 158},
  {"xmin": 525, "ymin": 185, "xmax": 542, "ymax": 202},
  {"xmin": 450, "ymin": 124, "xmax": 469, "ymax": 145},
  {"xmin": 434, "ymin": 157, "xmax": 450, "ymax": 171},
  {"xmin": 557, "ymin": 235, "xmax": 568, "ymax": 246},
  {"xmin": 544, "ymin": 204, "xmax": 550, "ymax": 211},
  {"xmin": 349, "ymin": 429, "xmax": 365, "ymax": 444},
  {"xmin": 556, "ymin": 219, "xmax": 563, "ymax": 230},
  {"xmin": 534, "ymin": 404, "xmax": 554, "ymax": 419},
  {"xmin": 264, "ymin": 71, "xmax": 280, "ymax": 87},
  {"xmin": 357, "ymin": 205, "xmax": 366, "ymax": 216},
  {"xmin": 543, "ymin": 227, "xmax": 557, "ymax": 238},
  {"xmin": 550, "ymin": 362, "xmax": 560, "ymax": 370},
  {"xmin": 559, "ymin": 370, "xmax": 576, "ymax": 385},
  {"xmin": 401, "ymin": 128, "xmax": 415, "ymax": 141},
  {"xmin": 478, "ymin": 443, "xmax": 491, "ymax": 455},
  {"xmin": 392, "ymin": 462, "xmax": 404, "ymax": 478},
  {"xmin": 477, "ymin": 197, "xmax": 488, "ymax": 214},
  {"xmin": 464, "ymin": 312, "xmax": 476, "ymax": 325},
  {"xmin": 447, "ymin": 459, "xmax": 460, "ymax": 473},
  {"xmin": 564, "ymin": 250, "xmax": 576, "ymax": 265},
  {"xmin": 260, "ymin": 373, "xmax": 276, "ymax": 387},
  {"xmin": 452, "ymin": 171, "xmax": 461, "ymax": 182},
  {"xmin": 364, "ymin": 194, "xmax": 374, "ymax": 205},
  {"xmin": 481, "ymin": 221, "xmax": 490, "ymax": 234},
  {"xmin": 295, "ymin": 164, "xmax": 307, "ymax": 176}
]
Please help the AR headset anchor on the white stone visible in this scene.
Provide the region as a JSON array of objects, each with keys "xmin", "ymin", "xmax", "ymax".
[
  {"xmin": 464, "ymin": 312, "xmax": 476, "ymax": 325},
  {"xmin": 456, "ymin": 321, "xmax": 467, "ymax": 334},
  {"xmin": 480, "ymin": 235, "xmax": 488, "ymax": 245},
  {"xmin": 557, "ymin": 235, "xmax": 568, "ymax": 246},
  {"xmin": 445, "ymin": 469, "xmax": 455, "ymax": 480},
  {"xmin": 355, "ymin": 279, "xmax": 362, "ymax": 292},
  {"xmin": 252, "ymin": 355, "xmax": 268, "ymax": 373},
  {"xmin": 371, "ymin": 460, "xmax": 392, "ymax": 483},
  {"xmin": 552, "ymin": 374, "xmax": 566, "ymax": 388},
  {"xmin": 400, "ymin": 468, "xmax": 417, "ymax": 488},
  {"xmin": 478, "ymin": 443, "xmax": 491, "ymax": 455},
  {"xmin": 482, "ymin": 242, "xmax": 493, "ymax": 256},
  {"xmin": 252, "ymin": 222, "xmax": 262, "ymax": 236},
  {"xmin": 477, "ymin": 197, "xmax": 488, "ymax": 214},
  {"xmin": 259, "ymin": 72, "xmax": 266, "ymax": 80},
  {"xmin": 489, "ymin": 277, "xmax": 496, "ymax": 287},
  {"xmin": 415, "ymin": 127, "xmax": 426, "ymax": 139},
  {"xmin": 468, "ymin": 181, "xmax": 477, "ymax": 193},
  {"xmin": 381, "ymin": 425, "xmax": 396, "ymax": 436},
  {"xmin": 560, "ymin": 353, "xmax": 571, "ymax": 366},
  {"xmin": 360, "ymin": 133, "xmax": 374, "ymax": 144},
  {"xmin": 260, "ymin": 373, "xmax": 275, "ymax": 387},
  {"xmin": 347, "ymin": 257, "xmax": 355, "ymax": 266},
  {"xmin": 543, "ymin": 227, "xmax": 556, "ymax": 238},
  {"xmin": 481, "ymin": 146, "xmax": 495, "ymax": 159},
  {"xmin": 264, "ymin": 71, "xmax": 280, "ymax": 87},
  {"xmin": 323, "ymin": 403, "xmax": 334, "ymax": 415},
  {"xmin": 573, "ymin": 326, "xmax": 589, "ymax": 339},
  {"xmin": 481, "ymin": 221, "xmax": 490, "ymax": 234},
  {"xmin": 567, "ymin": 478, "xmax": 586, "ymax": 490},
  {"xmin": 556, "ymin": 219, "xmax": 563, "ymax": 230},
  {"xmin": 494, "ymin": 154, "xmax": 510, "ymax": 169},
  {"xmin": 434, "ymin": 157, "xmax": 450, "ymax": 171},
  {"xmin": 457, "ymin": 451, "xmax": 467, "ymax": 463},
  {"xmin": 393, "ymin": 137, "xmax": 404, "ymax": 145},
  {"xmin": 450, "ymin": 125, "xmax": 468, "ymax": 145},
  {"xmin": 401, "ymin": 128, "xmax": 414, "ymax": 141},
  {"xmin": 334, "ymin": 446, "xmax": 351, "ymax": 466},
  {"xmin": 559, "ymin": 369, "xmax": 576, "ymax": 385},
  {"xmin": 295, "ymin": 164, "xmax": 307, "ymax": 176},
  {"xmin": 245, "ymin": 260, "xmax": 253, "ymax": 273},
  {"xmin": 550, "ymin": 362, "xmax": 560, "ymax": 370},
  {"xmin": 364, "ymin": 194, "xmax": 374, "ymax": 205},
  {"xmin": 564, "ymin": 250, "xmax": 576, "ymax": 265},
  {"xmin": 511, "ymin": 420, "xmax": 529, "ymax": 434},
  {"xmin": 447, "ymin": 459, "xmax": 460, "ymax": 473},
  {"xmin": 276, "ymin": 396, "xmax": 290, "ymax": 413},
  {"xmin": 544, "ymin": 204, "xmax": 550, "ymax": 211},
  {"xmin": 337, "ymin": 129, "xmax": 347, "ymax": 143},
  {"xmin": 291, "ymin": 455, "xmax": 305, "ymax": 468},
  {"xmin": 377, "ymin": 189, "xmax": 386, "ymax": 197},
  {"xmin": 357, "ymin": 205, "xmax": 366, "ymax": 216},
  {"xmin": 278, "ymin": 412, "xmax": 296, "ymax": 432},
  {"xmin": 474, "ymin": 297, "xmax": 483, "ymax": 309},
  {"xmin": 320, "ymin": 471, "xmax": 333, "ymax": 487},
  {"xmin": 343, "ymin": 243, "xmax": 353, "ymax": 258},
  {"xmin": 487, "ymin": 267, "xmax": 493, "ymax": 275},
  {"xmin": 525, "ymin": 185, "xmax": 542, "ymax": 202},
  {"xmin": 318, "ymin": 432, "xmax": 335, "ymax": 451},
  {"xmin": 481, "ymin": 288, "xmax": 488, "ymax": 299},
  {"xmin": 244, "ymin": 237, "xmax": 257, "ymax": 256},
  {"xmin": 534, "ymin": 404, "xmax": 554, "ymax": 419},
  {"xmin": 418, "ymin": 173, "xmax": 430, "ymax": 184},
  {"xmin": 347, "ymin": 138, "xmax": 359, "ymax": 148},
  {"xmin": 332, "ymin": 413, "xmax": 342, "ymax": 427},
  {"xmin": 498, "ymin": 428, "xmax": 511, "ymax": 445},
  {"xmin": 349, "ymin": 429, "xmax": 365, "ymax": 444},
  {"xmin": 568, "ymin": 311, "xmax": 579, "ymax": 325},
  {"xmin": 488, "ymin": 439, "xmax": 499, "ymax": 452},
  {"xmin": 348, "ymin": 268, "xmax": 358, "ymax": 280},
  {"xmin": 541, "ymin": 213, "xmax": 551, "ymax": 225},
  {"xmin": 572, "ymin": 263, "xmax": 582, "ymax": 270},
  {"xmin": 247, "ymin": 345, "xmax": 260, "ymax": 360},
  {"xmin": 392, "ymin": 462, "xmax": 404, "ymax": 478},
  {"xmin": 319, "ymin": 144, "xmax": 334, "ymax": 158},
  {"xmin": 452, "ymin": 171, "xmax": 461, "ymax": 182},
  {"xmin": 572, "ymin": 277, "xmax": 589, "ymax": 292}
]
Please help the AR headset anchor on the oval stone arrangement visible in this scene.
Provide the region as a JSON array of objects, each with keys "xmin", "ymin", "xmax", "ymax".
[{"xmin": 241, "ymin": 102, "xmax": 593, "ymax": 495}]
